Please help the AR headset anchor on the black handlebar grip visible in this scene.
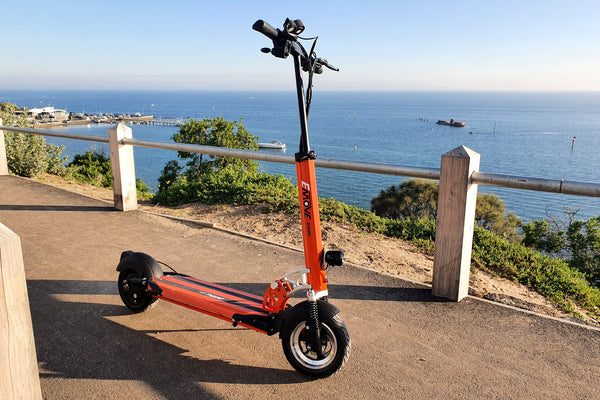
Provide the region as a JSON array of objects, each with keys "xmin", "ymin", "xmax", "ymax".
[{"xmin": 252, "ymin": 20, "xmax": 279, "ymax": 41}]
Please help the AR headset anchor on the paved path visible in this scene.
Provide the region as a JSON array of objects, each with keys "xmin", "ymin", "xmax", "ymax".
[{"xmin": 1, "ymin": 175, "xmax": 599, "ymax": 400}]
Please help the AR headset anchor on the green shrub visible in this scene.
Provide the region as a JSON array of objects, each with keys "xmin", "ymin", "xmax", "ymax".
[
  {"xmin": 136, "ymin": 179, "xmax": 153, "ymax": 201},
  {"xmin": 68, "ymin": 150, "xmax": 152, "ymax": 200},
  {"xmin": 473, "ymin": 227, "xmax": 600, "ymax": 317},
  {"xmin": 2, "ymin": 102, "xmax": 70, "ymax": 178},
  {"xmin": 69, "ymin": 150, "xmax": 113, "ymax": 187},
  {"xmin": 523, "ymin": 216, "xmax": 600, "ymax": 286},
  {"xmin": 371, "ymin": 179, "xmax": 522, "ymax": 242},
  {"xmin": 4, "ymin": 132, "xmax": 69, "ymax": 178},
  {"xmin": 152, "ymin": 169, "xmax": 297, "ymax": 210}
]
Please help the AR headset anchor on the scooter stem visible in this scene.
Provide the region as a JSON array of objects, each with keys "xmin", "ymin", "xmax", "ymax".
[
  {"xmin": 293, "ymin": 53, "xmax": 311, "ymax": 159},
  {"xmin": 292, "ymin": 52, "xmax": 327, "ymax": 298}
]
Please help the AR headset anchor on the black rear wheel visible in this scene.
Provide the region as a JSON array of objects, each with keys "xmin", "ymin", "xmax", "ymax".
[
  {"xmin": 282, "ymin": 313, "xmax": 350, "ymax": 378},
  {"xmin": 118, "ymin": 268, "xmax": 158, "ymax": 313}
]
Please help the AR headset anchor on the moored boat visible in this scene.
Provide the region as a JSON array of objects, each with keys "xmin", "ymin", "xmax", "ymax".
[
  {"xmin": 258, "ymin": 140, "xmax": 286, "ymax": 149},
  {"xmin": 436, "ymin": 118, "xmax": 465, "ymax": 127}
]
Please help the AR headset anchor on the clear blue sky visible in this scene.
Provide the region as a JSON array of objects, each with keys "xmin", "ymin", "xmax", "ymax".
[{"xmin": 3, "ymin": 0, "xmax": 599, "ymax": 91}]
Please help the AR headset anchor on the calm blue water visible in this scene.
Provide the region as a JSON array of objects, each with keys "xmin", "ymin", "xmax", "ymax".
[{"xmin": 2, "ymin": 90, "xmax": 599, "ymax": 222}]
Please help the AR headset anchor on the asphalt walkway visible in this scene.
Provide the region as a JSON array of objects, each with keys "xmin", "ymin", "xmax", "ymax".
[{"xmin": 1, "ymin": 175, "xmax": 599, "ymax": 400}]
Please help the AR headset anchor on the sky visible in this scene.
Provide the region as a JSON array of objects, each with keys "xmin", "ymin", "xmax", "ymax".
[{"xmin": 2, "ymin": 0, "xmax": 599, "ymax": 91}]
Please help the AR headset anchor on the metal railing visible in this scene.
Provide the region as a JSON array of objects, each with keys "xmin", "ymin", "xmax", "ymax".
[
  {"xmin": 2, "ymin": 122, "xmax": 600, "ymax": 301},
  {"xmin": 3, "ymin": 124, "xmax": 599, "ymax": 197}
]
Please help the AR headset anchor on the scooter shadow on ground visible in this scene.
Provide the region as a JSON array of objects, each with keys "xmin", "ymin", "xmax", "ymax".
[
  {"xmin": 221, "ymin": 281, "xmax": 445, "ymax": 303},
  {"xmin": 220, "ymin": 262, "xmax": 448, "ymax": 304},
  {"xmin": 26, "ymin": 279, "xmax": 309, "ymax": 400}
]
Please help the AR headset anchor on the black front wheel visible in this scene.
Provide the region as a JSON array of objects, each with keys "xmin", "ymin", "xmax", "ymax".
[{"xmin": 282, "ymin": 313, "xmax": 351, "ymax": 378}]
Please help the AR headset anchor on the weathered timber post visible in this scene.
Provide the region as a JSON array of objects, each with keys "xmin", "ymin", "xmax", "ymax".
[
  {"xmin": 0, "ymin": 223, "xmax": 43, "ymax": 399},
  {"xmin": 0, "ymin": 119, "xmax": 8, "ymax": 175},
  {"xmin": 108, "ymin": 124, "xmax": 137, "ymax": 211},
  {"xmin": 432, "ymin": 146, "xmax": 480, "ymax": 301}
]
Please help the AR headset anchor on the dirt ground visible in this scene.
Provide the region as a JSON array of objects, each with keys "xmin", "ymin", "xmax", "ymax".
[{"xmin": 33, "ymin": 174, "xmax": 597, "ymax": 326}]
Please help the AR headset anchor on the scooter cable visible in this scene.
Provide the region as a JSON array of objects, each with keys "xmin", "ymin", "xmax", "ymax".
[
  {"xmin": 304, "ymin": 36, "xmax": 319, "ymax": 117},
  {"xmin": 157, "ymin": 260, "xmax": 178, "ymax": 274}
]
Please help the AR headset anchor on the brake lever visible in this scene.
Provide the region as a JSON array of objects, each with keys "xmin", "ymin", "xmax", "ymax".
[{"xmin": 316, "ymin": 58, "xmax": 339, "ymax": 72}]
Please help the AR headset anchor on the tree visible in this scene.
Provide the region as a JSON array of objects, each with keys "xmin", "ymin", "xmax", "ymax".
[
  {"xmin": 475, "ymin": 193, "xmax": 522, "ymax": 242},
  {"xmin": 370, "ymin": 179, "xmax": 438, "ymax": 220},
  {"xmin": 370, "ymin": 179, "xmax": 522, "ymax": 241},
  {"xmin": 159, "ymin": 117, "xmax": 258, "ymax": 190}
]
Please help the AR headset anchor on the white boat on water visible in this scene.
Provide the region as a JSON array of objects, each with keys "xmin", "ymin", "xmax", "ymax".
[{"xmin": 258, "ymin": 141, "xmax": 286, "ymax": 149}]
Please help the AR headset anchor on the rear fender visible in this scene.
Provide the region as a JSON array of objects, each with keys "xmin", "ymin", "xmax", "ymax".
[{"xmin": 116, "ymin": 251, "xmax": 163, "ymax": 279}]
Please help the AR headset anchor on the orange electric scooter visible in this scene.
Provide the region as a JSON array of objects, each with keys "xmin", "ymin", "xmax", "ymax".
[{"xmin": 116, "ymin": 18, "xmax": 350, "ymax": 378}]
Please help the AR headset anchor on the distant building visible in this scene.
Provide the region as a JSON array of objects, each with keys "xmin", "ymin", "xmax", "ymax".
[{"xmin": 28, "ymin": 107, "xmax": 68, "ymax": 122}]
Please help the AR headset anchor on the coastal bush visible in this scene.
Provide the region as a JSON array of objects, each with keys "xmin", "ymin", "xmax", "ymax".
[
  {"xmin": 2, "ymin": 102, "xmax": 70, "ymax": 178},
  {"xmin": 371, "ymin": 179, "xmax": 522, "ymax": 242},
  {"xmin": 69, "ymin": 150, "xmax": 113, "ymax": 187},
  {"xmin": 68, "ymin": 149, "xmax": 151, "ymax": 199},
  {"xmin": 472, "ymin": 226, "xmax": 600, "ymax": 317},
  {"xmin": 523, "ymin": 216, "xmax": 600, "ymax": 287},
  {"xmin": 152, "ymin": 168, "xmax": 297, "ymax": 209},
  {"xmin": 4, "ymin": 130, "xmax": 70, "ymax": 178},
  {"xmin": 1, "ymin": 102, "xmax": 31, "ymax": 127}
]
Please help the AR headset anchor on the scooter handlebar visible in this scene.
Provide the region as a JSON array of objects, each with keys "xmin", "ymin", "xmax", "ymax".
[{"xmin": 252, "ymin": 20, "xmax": 280, "ymax": 42}]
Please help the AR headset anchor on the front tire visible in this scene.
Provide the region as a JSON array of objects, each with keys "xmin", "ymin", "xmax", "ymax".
[{"xmin": 282, "ymin": 313, "xmax": 351, "ymax": 378}]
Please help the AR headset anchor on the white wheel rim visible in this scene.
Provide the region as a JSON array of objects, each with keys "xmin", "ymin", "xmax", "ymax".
[{"xmin": 289, "ymin": 322, "xmax": 337, "ymax": 370}]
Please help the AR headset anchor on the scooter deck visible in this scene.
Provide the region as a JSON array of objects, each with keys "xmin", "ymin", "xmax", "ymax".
[{"xmin": 149, "ymin": 274, "xmax": 274, "ymax": 333}]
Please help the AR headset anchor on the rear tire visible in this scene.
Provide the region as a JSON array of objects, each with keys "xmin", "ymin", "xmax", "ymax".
[
  {"xmin": 282, "ymin": 313, "xmax": 351, "ymax": 378},
  {"xmin": 118, "ymin": 269, "xmax": 158, "ymax": 313}
]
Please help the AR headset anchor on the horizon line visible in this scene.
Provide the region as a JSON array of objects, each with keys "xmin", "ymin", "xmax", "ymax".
[{"xmin": 2, "ymin": 88, "xmax": 600, "ymax": 94}]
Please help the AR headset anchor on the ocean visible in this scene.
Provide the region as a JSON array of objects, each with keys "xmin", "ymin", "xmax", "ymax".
[{"xmin": 1, "ymin": 90, "xmax": 599, "ymax": 222}]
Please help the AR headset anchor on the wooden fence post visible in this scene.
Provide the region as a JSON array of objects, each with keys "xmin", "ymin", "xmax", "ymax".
[
  {"xmin": 0, "ymin": 119, "xmax": 8, "ymax": 176},
  {"xmin": 0, "ymin": 223, "xmax": 43, "ymax": 399},
  {"xmin": 108, "ymin": 124, "xmax": 137, "ymax": 211},
  {"xmin": 432, "ymin": 145, "xmax": 480, "ymax": 301}
]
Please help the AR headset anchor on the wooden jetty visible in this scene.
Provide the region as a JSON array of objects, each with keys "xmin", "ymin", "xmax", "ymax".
[{"xmin": 96, "ymin": 118, "xmax": 185, "ymax": 127}]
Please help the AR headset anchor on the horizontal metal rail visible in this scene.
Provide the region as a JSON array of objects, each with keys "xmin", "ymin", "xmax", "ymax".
[
  {"xmin": 472, "ymin": 172, "xmax": 600, "ymax": 197},
  {"xmin": 123, "ymin": 137, "xmax": 441, "ymax": 180},
  {"xmin": 1, "ymin": 125, "xmax": 109, "ymax": 143},
  {"xmin": 2, "ymin": 124, "xmax": 599, "ymax": 198},
  {"xmin": 123, "ymin": 137, "xmax": 294, "ymax": 164}
]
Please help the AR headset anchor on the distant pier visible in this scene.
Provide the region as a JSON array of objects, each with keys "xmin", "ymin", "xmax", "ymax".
[
  {"xmin": 28, "ymin": 110, "xmax": 187, "ymax": 129},
  {"xmin": 126, "ymin": 119, "xmax": 185, "ymax": 127},
  {"xmin": 95, "ymin": 117, "xmax": 185, "ymax": 127}
]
